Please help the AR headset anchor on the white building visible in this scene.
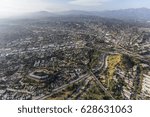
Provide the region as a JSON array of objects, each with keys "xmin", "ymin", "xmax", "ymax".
[
  {"xmin": 122, "ymin": 87, "xmax": 131, "ymax": 99},
  {"xmin": 142, "ymin": 74, "xmax": 150, "ymax": 97}
]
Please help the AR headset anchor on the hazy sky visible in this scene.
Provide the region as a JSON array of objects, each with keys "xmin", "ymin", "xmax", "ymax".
[{"xmin": 0, "ymin": 0, "xmax": 150, "ymax": 18}]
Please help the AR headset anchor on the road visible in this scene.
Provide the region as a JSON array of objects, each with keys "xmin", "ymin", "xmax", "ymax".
[
  {"xmin": 87, "ymin": 52, "xmax": 115, "ymax": 100},
  {"xmin": 90, "ymin": 71, "xmax": 115, "ymax": 100},
  {"xmin": 34, "ymin": 74, "xmax": 90, "ymax": 100},
  {"xmin": 115, "ymin": 45, "xmax": 150, "ymax": 64}
]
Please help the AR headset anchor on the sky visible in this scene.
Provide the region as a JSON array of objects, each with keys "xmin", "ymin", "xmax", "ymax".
[{"xmin": 0, "ymin": 0, "xmax": 150, "ymax": 18}]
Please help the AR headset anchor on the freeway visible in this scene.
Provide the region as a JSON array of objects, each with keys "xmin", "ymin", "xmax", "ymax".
[
  {"xmin": 34, "ymin": 74, "xmax": 90, "ymax": 100},
  {"xmin": 116, "ymin": 46, "xmax": 150, "ymax": 63},
  {"xmin": 90, "ymin": 71, "xmax": 115, "ymax": 100},
  {"xmin": 87, "ymin": 52, "xmax": 115, "ymax": 100},
  {"xmin": 81, "ymin": 46, "xmax": 115, "ymax": 99}
]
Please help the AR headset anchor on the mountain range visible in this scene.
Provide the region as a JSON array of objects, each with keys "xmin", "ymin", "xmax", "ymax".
[{"xmin": 14, "ymin": 8, "xmax": 150, "ymax": 22}]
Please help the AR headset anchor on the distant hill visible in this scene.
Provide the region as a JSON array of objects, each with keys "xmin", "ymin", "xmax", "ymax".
[
  {"xmin": 97, "ymin": 8, "xmax": 150, "ymax": 22},
  {"xmin": 59, "ymin": 8, "xmax": 150, "ymax": 22},
  {"xmin": 57, "ymin": 10, "xmax": 91, "ymax": 16},
  {"xmin": 11, "ymin": 8, "xmax": 150, "ymax": 22}
]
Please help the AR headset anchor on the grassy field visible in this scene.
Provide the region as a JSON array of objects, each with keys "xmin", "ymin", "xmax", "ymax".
[{"xmin": 107, "ymin": 54, "xmax": 122, "ymax": 79}]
